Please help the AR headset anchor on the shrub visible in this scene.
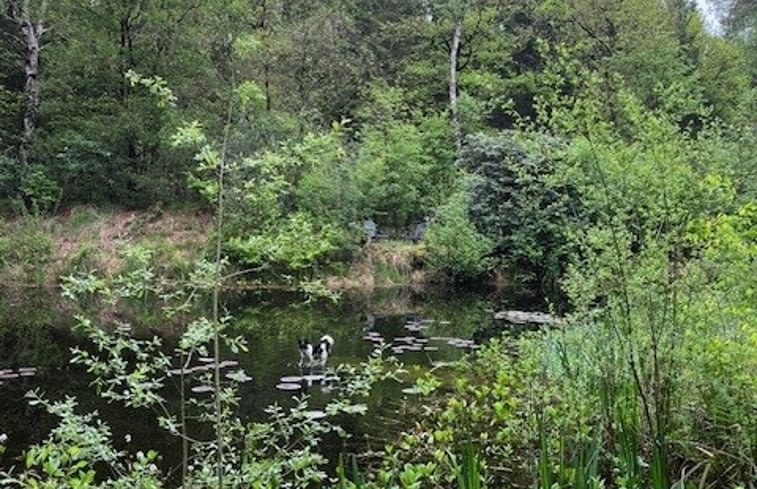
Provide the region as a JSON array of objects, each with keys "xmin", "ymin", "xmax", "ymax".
[
  {"xmin": 460, "ymin": 131, "xmax": 575, "ymax": 289},
  {"xmin": 424, "ymin": 190, "xmax": 492, "ymax": 281}
]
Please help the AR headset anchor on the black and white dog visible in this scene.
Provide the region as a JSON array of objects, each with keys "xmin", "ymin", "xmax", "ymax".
[{"xmin": 298, "ymin": 335, "xmax": 335, "ymax": 367}]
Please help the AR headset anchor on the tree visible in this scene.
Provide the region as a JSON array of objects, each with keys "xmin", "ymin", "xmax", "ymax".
[
  {"xmin": 3, "ymin": 0, "xmax": 49, "ymax": 168},
  {"xmin": 446, "ymin": 0, "xmax": 469, "ymax": 153}
]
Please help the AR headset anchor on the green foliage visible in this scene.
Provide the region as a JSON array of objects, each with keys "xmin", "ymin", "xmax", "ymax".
[
  {"xmin": 20, "ymin": 166, "xmax": 60, "ymax": 215},
  {"xmin": 354, "ymin": 121, "xmax": 435, "ymax": 229},
  {"xmin": 0, "ymin": 222, "xmax": 53, "ymax": 283},
  {"xmin": 460, "ymin": 131, "xmax": 574, "ymax": 288},
  {"xmin": 1, "ymin": 391, "xmax": 163, "ymax": 489},
  {"xmin": 423, "ymin": 189, "xmax": 492, "ymax": 281},
  {"xmin": 228, "ymin": 212, "xmax": 342, "ymax": 273}
]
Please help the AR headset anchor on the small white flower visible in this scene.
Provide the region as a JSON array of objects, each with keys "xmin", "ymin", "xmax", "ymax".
[
  {"xmin": 0, "ymin": 433, "xmax": 7, "ymax": 443},
  {"xmin": 124, "ymin": 434, "xmax": 132, "ymax": 443},
  {"xmin": 148, "ymin": 463, "xmax": 158, "ymax": 473}
]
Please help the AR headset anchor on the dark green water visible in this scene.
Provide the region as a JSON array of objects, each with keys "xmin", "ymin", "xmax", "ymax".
[{"xmin": 0, "ymin": 285, "xmax": 542, "ymax": 479}]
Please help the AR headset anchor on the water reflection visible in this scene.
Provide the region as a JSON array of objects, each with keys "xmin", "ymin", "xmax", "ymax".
[{"xmin": 0, "ymin": 285, "xmax": 542, "ymax": 477}]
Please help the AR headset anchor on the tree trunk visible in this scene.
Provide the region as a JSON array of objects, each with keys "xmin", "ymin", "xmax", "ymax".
[
  {"xmin": 449, "ymin": 15, "xmax": 463, "ymax": 154},
  {"xmin": 12, "ymin": 0, "xmax": 48, "ymax": 168},
  {"xmin": 22, "ymin": 22, "xmax": 41, "ymax": 146}
]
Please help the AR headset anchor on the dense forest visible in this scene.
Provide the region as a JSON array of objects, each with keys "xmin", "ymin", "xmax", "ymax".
[{"xmin": 0, "ymin": 0, "xmax": 755, "ymax": 488}]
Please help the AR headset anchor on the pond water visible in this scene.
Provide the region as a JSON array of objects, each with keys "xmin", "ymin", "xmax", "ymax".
[{"xmin": 0, "ymin": 285, "xmax": 543, "ymax": 480}]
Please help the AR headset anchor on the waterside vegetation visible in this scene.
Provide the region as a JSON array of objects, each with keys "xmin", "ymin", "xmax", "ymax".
[{"xmin": 0, "ymin": 0, "xmax": 755, "ymax": 488}]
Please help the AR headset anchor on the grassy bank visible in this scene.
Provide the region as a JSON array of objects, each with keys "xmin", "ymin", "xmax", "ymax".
[
  {"xmin": 0, "ymin": 207, "xmax": 211, "ymax": 286},
  {"xmin": 0, "ymin": 207, "xmax": 438, "ymax": 291}
]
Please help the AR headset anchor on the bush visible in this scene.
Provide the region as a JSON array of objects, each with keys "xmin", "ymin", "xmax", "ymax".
[
  {"xmin": 460, "ymin": 131, "xmax": 575, "ymax": 289},
  {"xmin": 20, "ymin": 166, "xmax": 61, "ymax": 215},
  {"xmin": 424, "ymin": 190, "xmax": 492, "ymax": 281},
  {"xmin": 354, "ymin": 115, "xmax": 457, "ymax": 230}
]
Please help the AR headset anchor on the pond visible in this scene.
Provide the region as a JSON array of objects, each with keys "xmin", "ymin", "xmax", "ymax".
[{"xmin": 0, "ymin": 285, "xmax": 544, "ymax": 481}]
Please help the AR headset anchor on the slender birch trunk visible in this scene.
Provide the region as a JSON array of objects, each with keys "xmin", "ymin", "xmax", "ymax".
[
  {"xmin": 8, "ymin": 0, "xmax": 49, "ymax": 168},
  {"xmin": 449, "ymin": 15, "xmax": 463, "ymax": 154}
]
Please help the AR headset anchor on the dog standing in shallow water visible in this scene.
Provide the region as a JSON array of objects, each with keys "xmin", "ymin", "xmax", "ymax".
[{"xmin": 298, "ymin": 335, "xmax": 334, "ymax": 367}]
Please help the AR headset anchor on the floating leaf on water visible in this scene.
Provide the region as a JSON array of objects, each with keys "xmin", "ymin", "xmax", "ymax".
[
  {"xmin": 276, "ymin": 382, "xmax": 302, "ymax": 391},
  {"xmin": 280, "ymin": 376, "xmax": 302, "ymax": 383},
  {"xmin": 448, "ymin": 338, "xmax": 474, "ymax": 347},
  {"xmin": 190, "ymin": 385, "xmax": 214, "ymax": 394},
  {"xmin": 304, "ymin": 410, "xmax": 327, "ymax": 420},
  {"xmin": 401, "ymin": 387, "xmax": 421, "ymax": 395},
  {"xmin": 395, "ymin": 337, "xmax": 416, "ymax": 343},
  {"xmin": 225, "ymin": 371, "xmax": 252, "ymax": 382}
]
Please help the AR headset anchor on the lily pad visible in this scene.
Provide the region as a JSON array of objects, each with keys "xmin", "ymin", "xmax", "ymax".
[
  {"xmin": 280, "ymin": 376, "xmax": 302, "ymax": 383},
  {"xmin": 401, "ymin": 387, "xmax": 421, "ymax": 395},
  {"xmin": 395, "ymin": 336, "xmax": 416, "ymax": 343}
]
